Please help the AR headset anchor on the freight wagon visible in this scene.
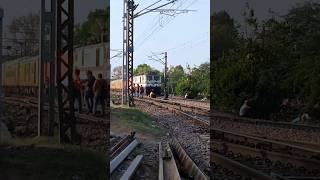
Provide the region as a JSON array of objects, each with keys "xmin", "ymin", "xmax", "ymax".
[
  {"xmin": 1, "ymin": 43, "xmax": 109, "ymax": 96},
  {"xmin": 2, "ymin": 56, "xmax": 39, "ymax": 95}
]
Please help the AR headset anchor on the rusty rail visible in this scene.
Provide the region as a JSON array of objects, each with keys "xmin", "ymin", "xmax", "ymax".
[
  {"xmin": 170, "ymin": 138, "xmax": 209, "ymax": 180},
  {"xmin": 159, "ymin": 142, "xmax": 181, "ymax": 180}
]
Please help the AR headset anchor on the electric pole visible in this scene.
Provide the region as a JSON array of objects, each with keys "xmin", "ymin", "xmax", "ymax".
[
  {"xmin": 122, "ymin": 0, "xmax": 128, "ymax": 105},
  {"xmin": 0, "ymin": 8, "xmax": 3, "ymax": 87},
  {"xmin": 123, "ymin": 0, "xmax": 193, "ymax": 106},
  {"xmin": 164, "ymin": 52, "xmax": 168, "ymax": 99},
  {"xmin": 39, "ymin": 0, "xmax": 56, "ymax": 137},
  {"xmin": 56, "ymin": 0, "xmax": 76, "ymax": 143},
  {"xmin": 148, "ymin": 52, "xmax": 168, "ymax": 99},
  {"xmin": 0, "ymin": 8, "xmax": 3, "ymax": 116}
]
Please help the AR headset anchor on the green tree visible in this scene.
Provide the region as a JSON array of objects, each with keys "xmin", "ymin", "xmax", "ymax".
[
  {"xmin": 211, "ymin": 11, "xmax": 239, "ymax": 60},
  {"xmin": 74, "ymin": 8, "xmax": 110, "ymax": 45},
  {"xmin": 175, "ymin": 62, "xmax": 210, "ymax": 98},
  {"xmin": 211, "ymin": 2, "xmax": 320, "ymax": 120},
  {"xmin": 167, "ymin": 65, "xmax": 185, "ymax": 94},
  {"xmin": 8, "ymin": 13, "xmax": 40, "ymax": 56},
  {"xmin": 134, "ymin": 64, "xmax": 160, "ymax": 75}
]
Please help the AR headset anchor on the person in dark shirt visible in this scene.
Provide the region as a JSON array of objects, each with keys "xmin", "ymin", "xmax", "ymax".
[
  {"xmin": 139, "ymin": 85, "xmax": 144, "ymax": 98},
  {"xmin": 74, "ymin": 69, "xmax": 83, "ymax": 113},
  {"xmin": 93, "ymin": 73, "xmax": 106, "ymax": 116},
  {"xmin": 132, "ymin": 83, "xmax": 135, "ymax": 97},
  {"xmin": 44, "ymin": 76, "xmax": 49, "ymax": 96},
  {"xmin": 85, "ymin": 70, "xmax": 95, "ymax": 114}
]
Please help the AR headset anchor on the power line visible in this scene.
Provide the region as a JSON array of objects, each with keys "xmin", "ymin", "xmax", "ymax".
[
  {"xmin": 161, "ymin": 31, "xmax": 209, "ymax": 52},
  {"xmin": 135, "ymin": 0, "xmax": 196, "ymax": 51}
]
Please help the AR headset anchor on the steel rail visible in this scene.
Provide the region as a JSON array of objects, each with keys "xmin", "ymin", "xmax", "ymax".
[
  {"xmin": 170, "ymin": 137, "xmax": 209, "ymax": 180},
  {"xmin": 211, "ymin": 128, "xmax": 320, "ymax": 172},
  {"xmin": 2, "ymin": 97, "xmax": 109, "ymax": 125},
  {"xmin": 211, "ymin": 112, "xmax": 320, "ymax": 132},
  {"xmin": 212, "ymin": 151, "xmax": 275, "ymax": 180},
  {"xmin": 135, "ymin": 97, "xmax": 209, "ymax": 127},
  {"xmin": 159, "ymin": 142, "xmax": 181, "ymax": 180}
]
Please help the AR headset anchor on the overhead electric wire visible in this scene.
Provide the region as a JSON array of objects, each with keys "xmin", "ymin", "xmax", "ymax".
[
  {"xmin": 134, "ymin": 0, "xmax": 194, "ymax": 51},
  {"xmin": 135, "ymin": 1, "xmax": 180, "ymax": 50},
  {"xmin": 161, "ymin": 31, "xmax": 209, "ymax": 53},
  {"xmin": 135, "ymin": 0, "xmax": 177, "ymax": 46}
]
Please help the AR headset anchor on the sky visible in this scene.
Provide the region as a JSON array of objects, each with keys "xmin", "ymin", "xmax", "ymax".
[
  {"xmin": 0, "ymin": 0, "xmax": 109, "ymax": 36},
  {"xmin": 211, "ymin": 0, "xmax": 311, "ymax": 23},
  {"xmin": 110, "ymin": 0, "xmax": 210, "ymax": 72}
]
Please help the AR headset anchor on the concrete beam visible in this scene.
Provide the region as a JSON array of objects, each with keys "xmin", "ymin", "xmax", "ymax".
[
  {"xmin": 119, "ymin": 155, "xmax": 143, "ymax": 180},
  {"xmin": 110, "ymin": 139, "xmax": 139, "ymax": 174}
]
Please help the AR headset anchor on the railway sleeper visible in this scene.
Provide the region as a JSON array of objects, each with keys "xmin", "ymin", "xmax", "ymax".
[
  {"xmin": 211, "ymin": 129, "xmax": 320, "ymax": 161},
  {"xmin": 212, "ymin": 140, "xmax": 320, "ymax": 176}
]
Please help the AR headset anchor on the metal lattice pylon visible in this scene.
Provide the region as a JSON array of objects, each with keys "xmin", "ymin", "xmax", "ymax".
[
  {"xmin": 127, "ymin": 0, "xmax": 135, "ymax": 106},
  {"xmin": 56, "ymin": 0, "xmax": 76, "ymax": 143},
  {"xmin": 122, "ymin": 0, "xmax": 128, "ymax": 105}
]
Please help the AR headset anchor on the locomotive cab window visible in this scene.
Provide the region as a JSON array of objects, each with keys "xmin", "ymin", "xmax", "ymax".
[
  {"xmin": 147, "ymin": 75, "xmax": 153, "ymax": 81},
  {"xmin": 154, "ymin": 75, "xmax": 160, "ymax": 81}
]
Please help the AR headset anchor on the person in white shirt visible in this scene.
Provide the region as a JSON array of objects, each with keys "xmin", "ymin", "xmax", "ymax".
[{"xmin": 239, "ymin": 100, "xmax": 251, "ymax": 117}]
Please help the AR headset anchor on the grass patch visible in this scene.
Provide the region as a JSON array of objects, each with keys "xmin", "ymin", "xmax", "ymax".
[
  {"xmin": 112, "ymin": 106, "xmax": 166, "ymax": 137},
  {"xmin": 0, "ymin": 137, "xmax": 106, "ymax": 180}
]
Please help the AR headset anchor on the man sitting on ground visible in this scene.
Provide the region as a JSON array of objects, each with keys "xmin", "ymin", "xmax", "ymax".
[{"xmin": 239, "ymin": 99, "xmax": 251, "ymax": 117}]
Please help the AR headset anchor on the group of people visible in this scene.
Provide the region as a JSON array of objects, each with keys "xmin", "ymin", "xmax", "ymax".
[
  {"xmin": 73, "ymin": 69, "xmax": 107, "ymax": 116},
  {"xmin": 132, "ymin": 84, "xmax": 144, "ymax": 98}
]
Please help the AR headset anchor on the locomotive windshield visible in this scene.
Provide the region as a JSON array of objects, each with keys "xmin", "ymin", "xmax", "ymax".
[
  {"xmin": 147, "ymin": 75, "xmax": 153, "ymax": 81},
  {"xmin": 153, "ymin": 75, "xmax": 160, "ymax": 81}
]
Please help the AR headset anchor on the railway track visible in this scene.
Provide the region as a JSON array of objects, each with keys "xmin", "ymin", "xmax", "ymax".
[
  {"xmin": 135, "ymin": 97, "xmax": 209, "ymax": 128},
  {"xmin": 118, "ymin": 93, "xmax": 320, "ymax": 134},
  {"xmin": 153, "ymin": 97, "xmax": 210, "ymax": 115},
  {"xmin": 134, "ymin": 98, "xmax": 210, "ymax": 176},
  {"xmin": 2, "ymin": 96, "xmax": 109, "ymax": 122},
  {"xmin": 165, "ymin": 96, "xmax": 210, "ymax": 109},
  {"xmin": 2, "ymin": 95, "xmax": 109, "ymax": 152},
  {"xmin": 7, "ymin": 94, "xmax": 319, "ymax": 179},
  {"xmin": 110, "ymin": 133, "xmax": 209, "ymax": 180},
  {"xmin": 159, "ymin": 138, "xmax": 209, "ymax": 180},
  {"xmin": 212, "ymin": 112, "xmax": 320, "ymax": 132},
  {"xmin": 211, "ymin": 128, "xmax": 320, "ymax": 179}
]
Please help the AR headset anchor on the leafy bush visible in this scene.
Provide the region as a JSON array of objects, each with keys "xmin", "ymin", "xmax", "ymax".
[{"xmin": 211, "ymin": 2, "xmax": 320, "ymax": 120}]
